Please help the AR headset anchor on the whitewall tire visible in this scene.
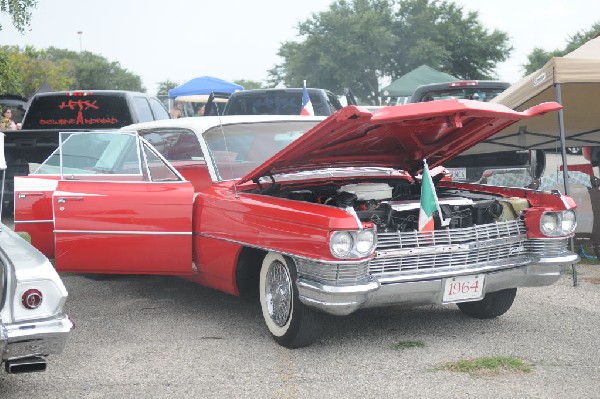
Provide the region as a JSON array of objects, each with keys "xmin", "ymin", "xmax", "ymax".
[{"xmin": 259, "ymin": 252, "xmax": 321, "ymax": 348}]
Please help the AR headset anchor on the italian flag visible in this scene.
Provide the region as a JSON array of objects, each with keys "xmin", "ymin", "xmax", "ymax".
[{"xmin": 418, "ymin": 159, "xmax": 443, "ymax": 231}]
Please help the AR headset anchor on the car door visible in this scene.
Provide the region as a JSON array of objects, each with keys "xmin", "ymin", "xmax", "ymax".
[
  {"xmin": 14, "ymin": 175, "xmax": 60, "ymax": 258},
  {"xmin": 50, "ymin": 131, "xmax": 194, "ymax": 275}
]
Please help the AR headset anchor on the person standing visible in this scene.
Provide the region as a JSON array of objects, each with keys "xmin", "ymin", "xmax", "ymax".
[{"xmin": 1, "ymin": 108, "xmax": 17, "ymax": 130}]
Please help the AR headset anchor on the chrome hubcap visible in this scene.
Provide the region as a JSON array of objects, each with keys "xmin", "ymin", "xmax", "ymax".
[{"xmin": 265, "ymin": 260, "xmax": 292, "ymax": 327}]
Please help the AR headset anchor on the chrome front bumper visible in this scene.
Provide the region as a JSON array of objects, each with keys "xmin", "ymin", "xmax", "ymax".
[
  {"xmin": 1, "ymin": 314, "xmax": 73, "ymax": 362},
  {"xmin": 297, "ymin": 252, "xmax": 579, "ymax": 316}
]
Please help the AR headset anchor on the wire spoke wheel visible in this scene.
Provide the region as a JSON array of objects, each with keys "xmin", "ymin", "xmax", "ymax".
[
  {"xmin": 265, "ymin": 260, "xmax": 292, "ymax": 327},
  {"xmin": 259, "ymin": 252, "xmax": 322, "ymax": 348}
]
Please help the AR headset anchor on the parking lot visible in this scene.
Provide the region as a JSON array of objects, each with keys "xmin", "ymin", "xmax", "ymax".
[
  {"xmin": 0, "ymin": 261, "xmax": 599, "ymax": 398},
  {"xmin": 1, "ymin": 153, "xmax": 598, "ymax": 398}
]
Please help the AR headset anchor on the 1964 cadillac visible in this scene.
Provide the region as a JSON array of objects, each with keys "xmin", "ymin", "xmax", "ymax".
[{"xmin": 13, "ymin": 101, "xmax": 578, "ymax": 348}]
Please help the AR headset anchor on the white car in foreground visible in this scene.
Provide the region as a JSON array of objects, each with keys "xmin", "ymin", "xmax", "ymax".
[{"xmin": 0, "ymin": 131, "xmax": 72, "ymax": 373}]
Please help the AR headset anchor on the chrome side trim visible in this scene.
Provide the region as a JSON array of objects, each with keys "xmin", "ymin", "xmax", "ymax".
[
  {"xmin": 54, "ymin": 230, "xmax": 191, "ymax": 236},
  {"xmin": 194, "ymin": 231, "xmax": 372, "ymax": 265},
  {"xmin": 13, "ymin": 220, "xmax": 54, "ymax": 225}
]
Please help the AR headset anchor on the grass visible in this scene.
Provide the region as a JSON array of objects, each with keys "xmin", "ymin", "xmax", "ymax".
[
  {"xmin": 439, "ymin": 356, "xmax": 532, "ymax": 376},
  {"xmin": 391, "ymin": 340, "xmax": 425, "ymax": 350}
]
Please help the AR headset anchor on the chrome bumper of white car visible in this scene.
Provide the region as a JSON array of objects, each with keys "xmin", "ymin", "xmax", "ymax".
[
  {"xmin": 1, "ymin": 314, "xmax": 73, "ymax": 363},
  {"xmin": 297, "ymin": 252, "xmax": 579, "ymax": 316}
]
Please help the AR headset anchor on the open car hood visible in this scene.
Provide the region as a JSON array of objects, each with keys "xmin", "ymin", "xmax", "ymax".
[{"xmin": 238, "ymin": 100, "xmax": 562, "ymax": 184}]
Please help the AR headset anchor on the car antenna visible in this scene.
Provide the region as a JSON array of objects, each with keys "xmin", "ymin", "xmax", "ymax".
[{"xmin": 213, "ymin": 92, "xmax": 239, "ymax": 199}]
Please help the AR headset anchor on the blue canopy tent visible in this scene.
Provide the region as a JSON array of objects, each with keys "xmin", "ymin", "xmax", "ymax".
[{"xmin": 168, "ymin": 76, "xmax": 243, "ymax": 98}]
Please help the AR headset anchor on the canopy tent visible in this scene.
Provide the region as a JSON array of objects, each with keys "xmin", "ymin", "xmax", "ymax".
[
  {"xmin": 466, "ymin": 35, "xmax": 600, "ymax": 194},
  {"xmin": 380, "ymin": 65, "xmax": 457, "ymax": 97},
  {"xmin": 168, "ymin": 76, "xmax": 243, "ymax": 98},
  {"xmin": 477, "ymin": 35, "xmax": 600, "ymax": 154}
]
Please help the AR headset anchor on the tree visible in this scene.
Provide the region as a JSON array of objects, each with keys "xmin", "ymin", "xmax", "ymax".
[
  {"xmin": 269, "ymin": 0, "xmax": 396, "ymax": 102},
  {"xmin": 0, "ymin": 0, "xmax": 37, "ymax": 32},
  {"xmin": 44, "ymin": 47, "xmax": 144, "ymax": 92},
  {"xmin": 522, "ymin": 22, "xmax": 600, "ymax": 75},
  {"xmin": 269, "ymin": 0, "xmax": 512, "ymax": 102},
  {"xmin": 233, "ymin": 79, "xmax": 266, "ymax": 90},
  {"xmin": 0, "ymin": 48, "xmax": 22, "ymax": 93},
  {"xmin": 156, "ymin": 80, "xmax": 179, "ymax": 96},
  {"xmin": 0, "ymin": 46, "xmax": 146, "ymax": 97},
  {"xmin": 390, "ymin": 0, "xmax": 511, "ymax": 80}
]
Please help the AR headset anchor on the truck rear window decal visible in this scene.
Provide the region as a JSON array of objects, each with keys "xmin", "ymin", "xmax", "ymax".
[{"xmin": 22, "ymin": 95, "xmax": 133, "ymax": 129}]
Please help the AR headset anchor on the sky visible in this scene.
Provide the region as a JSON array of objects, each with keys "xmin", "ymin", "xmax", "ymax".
[{"xmin": 0, "ymin": 0, "xmax": 598, "ymax": 94}]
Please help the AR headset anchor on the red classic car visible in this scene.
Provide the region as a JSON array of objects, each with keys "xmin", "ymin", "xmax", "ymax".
[{"xmin": 13, "ymin": 101, "xmax": 578, "ymax": 348}]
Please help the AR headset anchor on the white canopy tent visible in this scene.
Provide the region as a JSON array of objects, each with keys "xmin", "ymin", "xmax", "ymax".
[{"xmin": 465, "ymin": 35, "xmax": 600, "ymax": 194}]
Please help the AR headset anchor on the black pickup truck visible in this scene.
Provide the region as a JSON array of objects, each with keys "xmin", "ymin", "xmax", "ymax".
[
  {"xmin": 1, "ymin": 90, "xmax": 170, "ymax": 212},
  {"xmin": 407, "ymin": 80, "xmax": 545, "ymax": 183}
]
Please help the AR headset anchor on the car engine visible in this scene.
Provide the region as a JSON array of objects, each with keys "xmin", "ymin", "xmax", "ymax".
[{"xmin": 262, "ymin": 180, "xmax": 521, "ymax": 232}]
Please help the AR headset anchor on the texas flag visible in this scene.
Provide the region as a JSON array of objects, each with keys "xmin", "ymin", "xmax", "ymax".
[
  {"xmin": 418, "ymin": 159, "xmax": 447, "ymax": 231},
  {"xmin": 300, "ymin": 82, "xmax": 314, "ymax": 116}
]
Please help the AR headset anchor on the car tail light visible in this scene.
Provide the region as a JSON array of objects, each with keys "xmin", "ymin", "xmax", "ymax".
[
  {"xmin": 22, "ymin": 289, "xmax": 43, "ymax": 309},
  {"xmin": 449, "ymin": 81, "xmax": 478, "ymax": 87}
]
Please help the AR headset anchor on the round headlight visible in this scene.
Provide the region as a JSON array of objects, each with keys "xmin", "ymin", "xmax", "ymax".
[
  {"xmin": 330, "ymin": 231, "xmax": 353, "ymax": 258},
  {"xmin": 561, "ymin": 210, "xmax": 576, "ymax": 234},
  {"xmin": 541, "ymin": 212, "xmax": 559, "ymax": 235},
  {"xmin": 356, "ymin": 229, "xmax": 376, "ymax": 255}
]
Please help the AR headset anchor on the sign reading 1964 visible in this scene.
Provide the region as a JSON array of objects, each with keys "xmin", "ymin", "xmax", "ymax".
[{"xmin": 443, "ymin": 274, "xmax": 484, "ymax": 302}]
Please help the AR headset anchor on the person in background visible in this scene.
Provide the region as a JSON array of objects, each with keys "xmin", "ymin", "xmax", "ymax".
[
  {"xmin": 170, "ymin": 103, "xmax": 182, "ymax": 119},
  {"xmin": 196, "ymin": 105, "xmax": 205, "ymax": 116},
  {"xmin": 1, "ymin": 108, "xmax": 17, "ymax": 130}
]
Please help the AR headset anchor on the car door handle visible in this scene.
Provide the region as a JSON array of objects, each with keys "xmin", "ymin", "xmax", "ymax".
[
  {"xmin": 18, "ymin": 192, "xmax": 44, "ymax": 199},
  {"xmin": 57, "ymin": 197, "xmax": 84, "ymax": 203}
]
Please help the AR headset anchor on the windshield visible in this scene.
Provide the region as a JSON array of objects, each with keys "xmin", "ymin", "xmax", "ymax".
[{"xmin": 203, "ymin": 121, "xmax": 320, "ymax": 180}]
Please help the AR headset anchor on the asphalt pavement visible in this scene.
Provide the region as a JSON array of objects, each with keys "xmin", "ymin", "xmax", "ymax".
[
  {"xmin": 1, "ymin": 152, "xmax": 599, "ymax": 398},
  {"xmin": 0, "ymin": 263, "xmax": 599, "ymax": 398}
]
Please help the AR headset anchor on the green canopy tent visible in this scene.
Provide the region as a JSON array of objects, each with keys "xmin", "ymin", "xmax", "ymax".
[{"xmin": 380, "ymin": 65, "xmax": 457, "ymax": 98}]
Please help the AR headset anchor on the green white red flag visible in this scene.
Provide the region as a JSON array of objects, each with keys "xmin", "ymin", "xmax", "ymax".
[{"xmin": 418, "ymin": 159, "xmax": 445, "ymax": 231}]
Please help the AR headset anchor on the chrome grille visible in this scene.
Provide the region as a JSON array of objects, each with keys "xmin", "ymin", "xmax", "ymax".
[
  {"xmin": 525, "ymin": 238, "xmax": 570, "ymax": 257},
  {"xmin": 370, "ymin": 220, "xmax": 531, "ymax": 277},
  {"xmin": 296, "ymin": 258, "xmax": 370, "ymax": 286},
  {"xmin": 377, "ymin": 220, "xmax": 527, "ymax": 250}
]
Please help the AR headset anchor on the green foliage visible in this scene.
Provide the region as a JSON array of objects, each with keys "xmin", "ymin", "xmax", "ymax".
[
  {"xmin": 156, "ymin": 80, "xmax": 179, "ymax": 96},
  {"xmin": 0, "ymin": 45, "xmax": 145, "ymax": 97},
  {"xmin": 269, "ymin": 0, "xmax": 512, "ymax": 102},
  {"xmin": 523, "ymin": 22, "xmax": 600, "ymax": 75},
  {"xmin": 270, "ymin": 0, "xmax": 397, "ymax": 102},
  {"xmin": 0, "ymin": 0, "xmax": 37, "ymax": 32},
  {"xmin": 0, "ymin": 49, "xmax": 22, "ymax": 93},
  {"xmin": 390, "ymin": 0, "xmax": 511, "ymax": 80},
  {"xmin": 440, "ymin": 356, "xmax": 532, "ymax": 375},
  {"xmin": 233, "ymin": 79, "xmax": 267, "ymax": 90}
]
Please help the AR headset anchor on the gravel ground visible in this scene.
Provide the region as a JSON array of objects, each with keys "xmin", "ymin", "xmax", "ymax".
[{"xmin": 0, "ymin": 261, "xmax": 599, "ymax": 398}]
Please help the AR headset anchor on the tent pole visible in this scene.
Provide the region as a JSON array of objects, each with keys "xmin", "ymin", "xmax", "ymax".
[
  {"xmin": 556, "ymin": 83, "xmax": 569, "ymax": 195},
  {"xmin": 556, "ymin": 83, "xmax": 578, "ymax": 287}
]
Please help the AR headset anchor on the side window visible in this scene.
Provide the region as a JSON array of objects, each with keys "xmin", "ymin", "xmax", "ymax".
[
  {"xmin": 133, "ymin": 97, "xmax": 155, "ymax": 122},
  {"xmin": 34, "ymin": 132, "xmax": 142, "ymax": 177},
  {"xmin": 326, "ymin": 93, "xmax": 342, "ymax": 113},
  {"xmin": 143, "ymin": 144, "xmax": 181, "ymax": 182},
  {"xmin": 139, "ymin": 128, "xmax": 204, "ymax": 161},
  {"xmin": 149, "ymin": 97, "xmax": 170, "ymax": 120}
]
